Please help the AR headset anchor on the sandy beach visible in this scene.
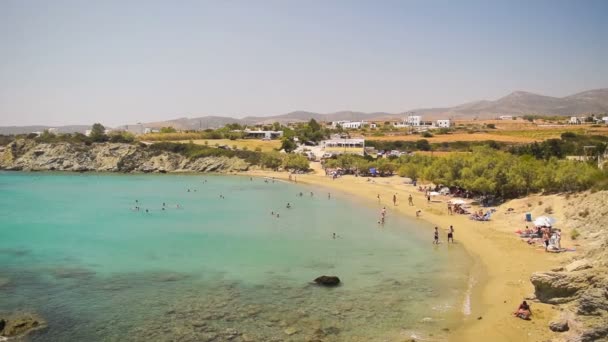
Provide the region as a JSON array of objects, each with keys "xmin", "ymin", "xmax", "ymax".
[{"xmin": 245, "ymin": 163, "xmax": 576, "ymax": 342}]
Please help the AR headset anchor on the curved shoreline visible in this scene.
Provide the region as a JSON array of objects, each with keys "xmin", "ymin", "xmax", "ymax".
[{"xmin": 244, "ymin": 165, "xmax": 569, "ymax": 342}]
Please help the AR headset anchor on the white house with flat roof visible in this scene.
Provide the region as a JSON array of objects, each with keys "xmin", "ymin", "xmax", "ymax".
[
  {"xmin": 499, "ymin": 115, "xmax": 513, "ymax": 120},
  {"xmin": 406, "ymin": 116, "xmax": 421, "ymax": 126},
  {"xmin": 602, "ymin": 117, "xmax": 608, "ymax": 124},
  {"xmin": 243, "ymin": 129, "xmax": 283, "ymax": 140},
  {"xmin": 322, "ymin": 138, "xmax": 365, "ymax": 156},
  {"xmin": 569, "ymin": 117, "xmax": 584, "ymax": 125},
  {"xmin": 436, "ymin": 119, "xmax": 451, "ymax": 128},
  {"xmin": 332, "ymin": 121, "xmax": 363, "ymax": 129}
]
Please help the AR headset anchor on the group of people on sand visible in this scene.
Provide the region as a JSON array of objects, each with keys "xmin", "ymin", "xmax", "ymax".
[
  {"xmin": 520, "ymin": 225, "xmax": 562, "ymax": 252},
  {"xmin": 432, "ymin": 225, "xmax": 455, "ymax": 244}
]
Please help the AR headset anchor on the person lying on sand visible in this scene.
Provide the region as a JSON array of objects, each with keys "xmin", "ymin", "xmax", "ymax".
[{"xmin": 513, "ymin": 301, "xmax": 532, "ymax": 320}]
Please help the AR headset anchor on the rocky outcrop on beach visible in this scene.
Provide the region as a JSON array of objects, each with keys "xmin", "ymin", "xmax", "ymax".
[
  {"xmin": 0, "ymin": 312, "xmax": 46, "ymax": 338},
  {"xmin": 0, "ymin": 140, "xmax": 250, "ymax": 173},
  {"xmin": 529, "ymin": 191, "xmax": 608, "ymax": 341}
]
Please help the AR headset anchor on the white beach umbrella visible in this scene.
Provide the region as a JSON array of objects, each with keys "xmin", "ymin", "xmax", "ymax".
[
  {"xmin": 429, "ymin": 191, "xmax": 441, "ymax": 196},
  {"xmin": 533, "ymin": 216, "xmax": 556, "ymax": 227}
]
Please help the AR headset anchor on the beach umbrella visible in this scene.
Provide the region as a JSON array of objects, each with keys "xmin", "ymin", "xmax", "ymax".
[
  {"xmin": 533, "ymin": 216, "xmax": 556, "ymax": 227},
  {"xmin": 450, "ymin": 199, "xmax": 467, "ymax": 205},
  {"xmin": 429, "ymin": 191, "xmax": 440, "ymax": 196}
]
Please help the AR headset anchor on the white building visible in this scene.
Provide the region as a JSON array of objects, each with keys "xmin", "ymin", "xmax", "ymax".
[
  {"xmin": 342, "ymin": 121, "xmax": 363, "ymax": 129},
  {"xmin": 602, "ymin": 117, "xmax": 608, "ymax": 124},
  {"xmin": 243, "ymin": 129, "xmax": 283, "ymax": 139},
  {"xmin": 143, "ymin": 128, "xmax": 160, "ymax": 134},
  {"xmin": 436, "ymin": 119, "xmax": 451, "ymax": 128},
  {"xmin": 332, "ymin": 121, "xmax": 363, "ymax": 129},
  {"xmin": 322, "ymin": 138, "xmax": 365, "ymax": 156},
  {"xmin": 406, "ymin": 116, "xmax": 421, "ymax": 126},
  {"xmin": 569, "ymin": 117, "xmax": 583, "ymax": 125},
  {"xmin": 499, "ymin": 115, "xmax": 513, "ymax": 120}
]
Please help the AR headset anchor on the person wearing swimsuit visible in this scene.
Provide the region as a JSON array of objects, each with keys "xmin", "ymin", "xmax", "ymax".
[{"xmin": 448, "ymin": 225, "xmax": 454, "ymax": 243}]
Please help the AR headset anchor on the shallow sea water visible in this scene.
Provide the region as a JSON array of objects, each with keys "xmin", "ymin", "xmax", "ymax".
[{"xmin": 0, "ymin": 172, "xmax": 472, "ymax": 341}]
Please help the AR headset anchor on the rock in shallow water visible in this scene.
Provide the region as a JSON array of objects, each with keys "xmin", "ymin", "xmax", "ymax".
[
  {"xmin": 313, "ymin": 275, "xmax": 341, "ymax": 287},
  {"xmin": 0, "ymin": 312, "xmax": 46, "ymax": 338}
]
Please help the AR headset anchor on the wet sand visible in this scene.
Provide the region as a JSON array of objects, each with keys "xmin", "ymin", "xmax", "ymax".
[{"xmin": 244, "ymin": 162, "xmax": 572, "ymax": 342}]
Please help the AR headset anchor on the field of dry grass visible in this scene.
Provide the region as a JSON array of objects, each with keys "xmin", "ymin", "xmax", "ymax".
[
  {"xmin": 170, "ymin": 139, "xmax": 281, "ymax": 152},
  {"xmin": 363, "ymin": 132, "xmax": 540, "ymax": 143},
  {"xmin": 362, "ymin": 124, "xmax": 608, "ymax": 144}
]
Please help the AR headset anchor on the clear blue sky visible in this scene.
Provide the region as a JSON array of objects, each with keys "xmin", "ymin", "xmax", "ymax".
[{"xmin": 1, "ymin": 0, "xmax": 606, "ymax": 126}]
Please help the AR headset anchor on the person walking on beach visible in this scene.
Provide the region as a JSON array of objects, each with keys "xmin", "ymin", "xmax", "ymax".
[
  {"xmin": 447, "ymin": 202, "xmax": 453, "ymax": 215},
  {"xmin": 448, "ymin": 225, "xmax": 454, "ymax": 243},
  {"xmin": 377, "ymin": 194, "xmax": 381, "ymax": 202},
  {"xmin": 408, "ymin": 194, "xmax": 413, "ymax": 206},
  {"xmin": 427, "ymin": 194, "xmax": 431, "ymax": 203},
  {"xmin": 433, "ymin": 227, "xmax": 439, "ymax": 244},
  {"xmin": 393, "ymin": 194, "xmax": 397, "ymax": 206}
]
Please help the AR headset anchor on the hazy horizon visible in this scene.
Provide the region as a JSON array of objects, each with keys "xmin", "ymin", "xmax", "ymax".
[{"xmin": 1, "ymin": 0, "xmax": 607, "ymax": 127}]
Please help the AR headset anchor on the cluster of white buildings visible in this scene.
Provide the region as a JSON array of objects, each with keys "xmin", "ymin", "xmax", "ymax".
[
  {"xmin": 569, "ymin": 116, "xmax": 608, "ymax": 125},
  {"xmin": 331, "ymin": 116, "xmax": 451, "ymax": 131}
]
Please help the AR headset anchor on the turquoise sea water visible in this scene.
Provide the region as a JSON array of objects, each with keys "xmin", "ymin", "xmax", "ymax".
[{"xmin": 1, "ymin": 172, "xmax": 471, "ymax": 341}]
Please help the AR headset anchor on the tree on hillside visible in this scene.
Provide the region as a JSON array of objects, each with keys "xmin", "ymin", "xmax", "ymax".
[
  {"xmin": 280, "ymin": 137, "xmax": 297, "ymax": 152},
  {"xmin": 308, "ymin": 119, "xmax": 321, "ymax": 132},
  {"xmin": 90, "ymin": 123, "xmax": 108, "ymax": 142}
]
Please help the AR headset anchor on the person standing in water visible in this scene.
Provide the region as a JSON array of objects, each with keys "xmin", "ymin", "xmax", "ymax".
[
  {"xmin": 408, "ymin": 194, "xmax": 413, "ymax": 206},
  {"xmin": 328, "ymin": 193, "xmax": 331, "ymax": 199},
  {"xmin": 448, "ymin": 225, "xmax": 454, "ymax": 243},
  {"xmin": 433, "ymin": 227, "xmax": 439, "ymax": 244},
  {"xmin": 393, "ymin": 193, "xmax": 397, "ymax": 206}
]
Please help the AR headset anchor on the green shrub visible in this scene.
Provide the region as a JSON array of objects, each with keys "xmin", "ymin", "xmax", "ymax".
[{"xmin": 571, "ymin": 229, "xmax": 580, "ymax": 240}]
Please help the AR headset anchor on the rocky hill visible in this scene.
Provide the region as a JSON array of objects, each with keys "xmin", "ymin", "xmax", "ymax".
[
  {"xmin": 529, "ymin": 191, "xmax": 608, "ymax": 341},
  {"xmin": 0, "ymin": 140, "xmax": 250, "ymax": 173}
]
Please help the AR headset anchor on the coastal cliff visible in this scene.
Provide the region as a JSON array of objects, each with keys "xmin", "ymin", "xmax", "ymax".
[
  {"xmin": 529, "ymin": 191, "xmax": 608, "ymax": 341},
  {"xmin": 0, "ymin": 140, "xmax": 250, "ymax": 173}
]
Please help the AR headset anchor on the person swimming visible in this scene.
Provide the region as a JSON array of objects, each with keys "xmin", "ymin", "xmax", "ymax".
[
  {"xmin": 433, "ymin": 227, "xmax": 439, "ymax": 244},
  {"xmin": 286, "ymin": 203, "xmax": 291, "ymax": 209}
]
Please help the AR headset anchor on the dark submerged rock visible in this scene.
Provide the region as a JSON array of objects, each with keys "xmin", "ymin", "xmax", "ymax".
[{"xmin": 313, "ymin": 275, "xmax": 341, "ymax": 287}]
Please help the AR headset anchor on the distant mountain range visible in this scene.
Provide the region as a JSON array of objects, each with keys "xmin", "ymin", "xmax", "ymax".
[{"xmin": 2, "ymin": 88, "xmax": 607, "ymax": 134}]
